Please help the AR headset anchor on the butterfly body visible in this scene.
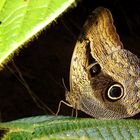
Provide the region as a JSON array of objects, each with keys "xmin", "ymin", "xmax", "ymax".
[{"xmin": 66, "ymin": 7, "xmax": 140, "ymax": 119}]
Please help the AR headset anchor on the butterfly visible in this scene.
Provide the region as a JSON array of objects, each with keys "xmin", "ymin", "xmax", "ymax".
[{"xmin": 66, "ymin": 7, "xmax": 140, "ymax": 119}]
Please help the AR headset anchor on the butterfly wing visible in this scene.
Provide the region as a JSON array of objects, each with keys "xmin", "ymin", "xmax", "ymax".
[{"xmin": 66, "ymin": 7, "xmax": 140, "ymax": 119}]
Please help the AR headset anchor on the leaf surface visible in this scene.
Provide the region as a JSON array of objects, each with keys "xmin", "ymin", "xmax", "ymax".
[
  {"xmin": 0, "ymin": 115, "xmax": 140, "ymax": 140},
  {"xmin": 0, "ymin": 0, "xmax": 75, "ymax": 65}
]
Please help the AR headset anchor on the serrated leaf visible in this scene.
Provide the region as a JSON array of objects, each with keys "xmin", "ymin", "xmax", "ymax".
[
  {"xmin": 0, "ymin": 0, "xmax": 75, "ymax": 66},
  {"xmin": 0, "ymin": 115, "xmax": 140, "ymax": 140}
]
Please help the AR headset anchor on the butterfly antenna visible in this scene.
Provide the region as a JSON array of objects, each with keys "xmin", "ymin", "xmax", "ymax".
[{"xmin": 62, "ymin": 77, "xmax": 69, "ymax": 91}]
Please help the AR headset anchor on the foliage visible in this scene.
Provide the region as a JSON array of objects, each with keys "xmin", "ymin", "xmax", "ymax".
[
  {"xmin": 0, "ymin": 0, "xmax": 75, "ymax": 66},
  {"xmin": 0, "ymin": 115, "xmax": 140, "ymax": 140}
]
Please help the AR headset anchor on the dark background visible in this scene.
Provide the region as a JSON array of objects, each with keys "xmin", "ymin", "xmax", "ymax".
[{"xmin": 0, "ymin": 0, "xmax": 140, "ymax": 121}]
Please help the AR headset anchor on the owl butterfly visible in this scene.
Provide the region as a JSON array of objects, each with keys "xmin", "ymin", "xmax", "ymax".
[{"xmin": 66, "ymin": 7, "xmax": 140, "ymax": 119}]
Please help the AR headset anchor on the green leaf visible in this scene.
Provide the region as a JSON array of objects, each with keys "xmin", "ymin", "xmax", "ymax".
[
  {"xmin": 0, "ymin": 0, "xmax": 75, "ymax": 66},
  {"xmin": 0, "ymin": 115, "xmax": 140, "ymax": 140}
]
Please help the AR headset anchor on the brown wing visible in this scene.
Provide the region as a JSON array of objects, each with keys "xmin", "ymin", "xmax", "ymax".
[{"xmin": 66, "ymin": 7, "xmax": 140, "ymax": 119}]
